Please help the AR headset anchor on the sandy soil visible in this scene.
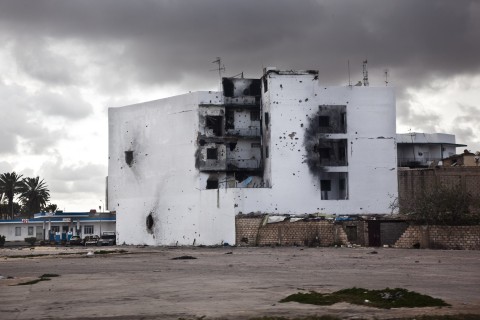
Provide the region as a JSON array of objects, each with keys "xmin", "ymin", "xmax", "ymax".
[{"xmin": 0, "ymin": 245, "xmax": 479, "ymax": 320}]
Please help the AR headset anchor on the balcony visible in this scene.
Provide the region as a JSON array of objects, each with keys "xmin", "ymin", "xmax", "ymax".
[
  {"xmin": 226, "ymin": 158, "xmax": 261, "ymax": 171},
  {"xmin": 225, "ymin": 127, "xmax": 261, "ymax": 138}
]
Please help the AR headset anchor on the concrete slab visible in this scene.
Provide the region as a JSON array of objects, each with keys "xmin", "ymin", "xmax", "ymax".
[{"xmin": 0, "ymin": 246, "xmax": 479, "ymax": 319}]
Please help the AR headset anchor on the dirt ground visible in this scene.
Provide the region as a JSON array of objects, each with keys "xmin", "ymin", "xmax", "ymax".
[{"xmin": 0, "ymin": 245, "xmax": 479, "ymax": 320}]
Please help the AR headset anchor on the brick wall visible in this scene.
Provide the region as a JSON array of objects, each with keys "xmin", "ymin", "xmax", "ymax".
[
  {"xmin": 398, "ymin": 167, "xmax": 480, "ymax": 214},
  {"xmin": 395, "ymin": 225, "xmax": 480, "ymax": 250},
  {"xmin": 236, "ymin": 216, "xmax": 348, "ymax": 247},
  {"xmin": 235, "ymin": 215, "xmax": 265, "ymax": 245}
]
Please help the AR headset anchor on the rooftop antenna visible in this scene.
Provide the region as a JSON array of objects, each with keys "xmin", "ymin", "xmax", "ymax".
[
  {"xmin": 232, "ymin": 72, "xmax": 244, "ymax": 78},
  {"xmin": 211, "ymin": 57, "xmax": 225, "ymax": 90},
  {"xmin": 347, "ymin": 60, "xmax": 352, "ymax": 87},
  {"xmin": 362, "ymin": 59, "xmax": 369, "ymax": 86},
  {"xmin": 384, "ymin": 69, "xmax": 389, "ymax": 86}
]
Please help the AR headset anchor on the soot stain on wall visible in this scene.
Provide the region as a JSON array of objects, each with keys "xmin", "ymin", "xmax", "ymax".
[{"xmin": 303, "ymin": 111, "xmax": 326, "ymax": 177}]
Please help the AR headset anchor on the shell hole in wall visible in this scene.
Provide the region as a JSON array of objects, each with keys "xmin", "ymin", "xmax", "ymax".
[
  {"xmin": 125, "ymin": 151, "xmax": 134, "ymax": 167},
  {"xmin": 146, "ymin": 213, "xmax": 154, "ymax": 233}
]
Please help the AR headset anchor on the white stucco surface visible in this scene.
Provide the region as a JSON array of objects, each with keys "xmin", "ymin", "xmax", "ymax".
[
  {"xmin": 109, "ymin": 70, "xmax": 398, "ymax": 246},
  {"xmin": 108, "ymin": 92, "xmax": 235, "ymax": 246}
]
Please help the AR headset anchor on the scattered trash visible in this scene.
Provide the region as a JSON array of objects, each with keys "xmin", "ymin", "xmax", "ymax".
[
  {"xmin": 368, "ymin": 251, "xmax": 378, "ymax": 254},
  {"xmin": 86, "ymin": 251, "xmax": 94, "ymax": 257},
  {"xmin": 171, "ymin": 255, "xmax": 197, "ymax": 260},
  {"xmin": 224, "ymin": 252, "xmax": 233, "ymax": 255}
]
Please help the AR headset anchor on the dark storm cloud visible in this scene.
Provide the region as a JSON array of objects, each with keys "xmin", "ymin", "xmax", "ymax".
[{"xmin": 0, "ymin": 0, "xmax": 478, "ymax": 90}]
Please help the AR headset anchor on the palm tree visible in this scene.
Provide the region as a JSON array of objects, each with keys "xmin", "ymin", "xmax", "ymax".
[
  {"xmin": 19, "ymin": 177, "xmax": 50, "ymax": 216},
  {"xmin": 0, "ymin": 172, "xmax": 24, "ymax": 219},
  {"xmin": 45, "ymin": 203, "xmax": 58, "ymax": 213}
]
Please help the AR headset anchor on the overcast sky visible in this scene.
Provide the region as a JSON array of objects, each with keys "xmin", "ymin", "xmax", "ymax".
[{"xmin": 0, "ymin": 0, "xmax": 479, "ymax": 211}]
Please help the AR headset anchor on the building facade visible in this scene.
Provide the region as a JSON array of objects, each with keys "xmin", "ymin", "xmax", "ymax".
[
  {"xmin": 108, "ymin": 69, "xmax": 398, "ymax": 246},
  {"xmin": 0, "ymin": 211, "xmax": 116, "ymax": 242},
  {"xmin": 396, "ymin": 132, "xmax": 466, "ymax": 167}
]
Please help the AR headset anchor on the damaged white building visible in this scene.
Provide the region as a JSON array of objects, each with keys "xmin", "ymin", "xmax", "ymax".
[{"xmin": 108, "ymin": 68, "xmax": 397, "ymax": 246}]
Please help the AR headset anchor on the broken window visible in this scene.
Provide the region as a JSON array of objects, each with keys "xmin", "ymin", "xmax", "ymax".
[
  {"xmin": 317, "ymin": 139, "xmax": 348, "ymax": 166},
  {"xmin": 206, "ymin": 116, "xmax": 223, "ymax": 136},
  {"xmin": 206, "ymin": 179, "xmax": 219, "ymax": 189},
  {"xmin": 125, "ymin": 151, "xmax": 134, "ymax": 167},
  {"xmin": 319, "ymin": 148, "xmax": 331, "ymax": 160},
  {"xmin": 207, "ymin": 148, "xmax": 218, "ymax": 160},
  {"xmin": 319, "ymin": 116, "xmax": 330, "ymax": 127},
  {"xmin": 320, "ymin": 180, "xmax": 331, "ymax": 200},
  {"xmin": 320, "ymin": 172, "xmax": 348, "ymax": 200},
  {"xmin": 264, "ymin": 112, "xmax": 270, "ymax": 127},
  {"xmin": 318, "ymin": 105, "xmax": 347, "ymax": 133},
  {"xmin": 222, "ymin": 78, "xmax": 235, "ymax": 97},
  {"xmin": 225, "ymin": 110, "xmax": 235, "ymax": 130},
  {"xmin": 250, "ymin": 110, "xmax": 260, "ymax": 121}
]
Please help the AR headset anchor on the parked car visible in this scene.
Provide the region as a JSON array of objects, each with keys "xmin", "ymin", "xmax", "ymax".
[
  {"xmin": 97, "ymin": 231, "xmax": 116, "ymax": 246},
  {"xmin": 83, "ymin": 235, "xmax": 100, "ymax": 246},
  {"xmin": 68, "ymin": 235, "xmax": 82, "ymax": 245}
]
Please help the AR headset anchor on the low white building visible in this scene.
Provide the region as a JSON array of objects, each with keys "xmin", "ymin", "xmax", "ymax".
[
  {"xmin": 108, "ymin": 68, "xmax": 398, "ymax": 246},
  {"xmin": 0, "ymin": 212, "xmax": 116, "ymax": 242},
  {"xmin": 397, "ymin": 132, "xmax": 466, "ymax": 167}
]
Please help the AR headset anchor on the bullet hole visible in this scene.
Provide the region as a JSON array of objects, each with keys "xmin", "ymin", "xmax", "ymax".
[
  {"xmin": 305, "ymin": 98, "xmax": 308, "ymax": 102},
  {"xmin": 146, "ymin": 213, "xmax": 154, "ymax": 233},
  {"xmin": 125, "ymin": 151, "xmax": 134, "ymax": 167},
  {"xmin": 280, "ymin": 84, "xmax": 283, "ymax": 89}
]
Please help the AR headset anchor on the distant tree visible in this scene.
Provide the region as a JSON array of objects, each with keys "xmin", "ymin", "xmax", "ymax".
[
  {"xmin": 19, "ymin": 177, "xmax": 50, "ymax": 216},
  {"xmin": 0, "ymin": 172, "xmax": 24, "ymax": 219},
  {"xmin": 400, "ymin": 184, "xmax": 479, "ymax": 225},
  {"xmin": 44, "ymin": 203, "xmax": 58, "ymax": 213}
]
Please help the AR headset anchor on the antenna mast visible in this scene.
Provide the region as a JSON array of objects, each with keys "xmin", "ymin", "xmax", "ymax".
[
  {"xmin": 347, "ymin": 60, "xmax": 352, "ymax": 87},
  {"xmin": 362, "ymin": 59, "xmax": 369, "ymax": 86},
  {"xmin": 211, "ymin": 57, "xmax": 225, "ymax": 90}
]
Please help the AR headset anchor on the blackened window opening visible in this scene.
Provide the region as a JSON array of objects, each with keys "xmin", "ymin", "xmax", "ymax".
[
  {"xmin": 207, "ymin": 148, "xmax": 218, "ymax": 160},
  {"xmin": 264, "ymin": 112, "xmax": 269, "ymax": 127},
  {"xmin": 250, "ymin": 111, "xmax": 260, "ymax": 121},
  {"xmin": 206, "ymin": 116, "xmax": 223, "ymax": 136},
  {"xmin": 319, "ymin": 148, "xmax": 330, "ymax": 160},
  {"xmin": 206, "ymin": 180, "xmax": 219, "ymax": 189},
  {"xmin": 319, "ymin": 116, "xmax": 330, "ymax": 127}
]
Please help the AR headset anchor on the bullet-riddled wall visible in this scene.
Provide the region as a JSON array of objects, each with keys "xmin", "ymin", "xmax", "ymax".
[{"xmin": 108, "ymin": 92, "xmax": 236, "ymax": 246}]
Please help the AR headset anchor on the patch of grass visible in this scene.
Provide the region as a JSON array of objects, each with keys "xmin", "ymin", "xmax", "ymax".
[
  {"xmin": 280, "ymin": 287, "xmax": 449, "ymax": 309},
  {"xmin": 171, "ymin": 255, "xmax": 197, "ymax": 260},
  {"xmin": 14, "ymin": 274, "xmax": 60, "ymax": 286}
]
